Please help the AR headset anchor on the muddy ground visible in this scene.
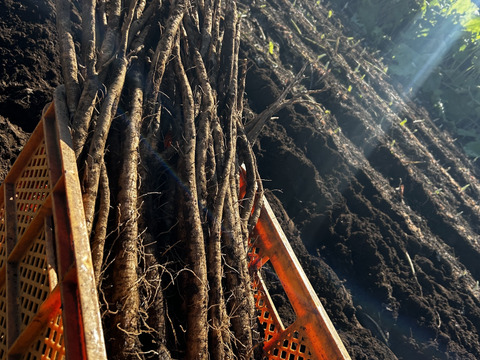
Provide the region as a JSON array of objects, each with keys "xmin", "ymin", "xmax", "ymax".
[{"xmin": 2, "ymin": 0, "xmax": 480, "ymax": 359}]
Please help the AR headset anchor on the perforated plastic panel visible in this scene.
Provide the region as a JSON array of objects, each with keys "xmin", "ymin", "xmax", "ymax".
[
  {"xmin": 0, "ymin": 120, "xmax": 65, "ymax": 359},
  {"xmin": 41, "ymin": 308, "xmax": 65, "ymax": 360},
  {"xmin": 22, "ymin": 307, "xmax": 65, "ymax": 360},
  {"xmin": 249, "ymin": 250, "xmax": 313, "ymax": 360},
  {"xmin": 15, "ymin": 140, "xmax": 50, "ymax": 238},
  {"xmin": 264, "ymin": 328, "xmax": 313, "ymax": 360},
  {"xmin": 251, "ymin": 272, "xmax": 282, "ymax": 342},
  {"xmin": 19, "ymin": 231, "xmax": 49, "ymax": 331},
  {"xmin": 248, "ymin": 225, "xmax": 319, "ymax": 360}
]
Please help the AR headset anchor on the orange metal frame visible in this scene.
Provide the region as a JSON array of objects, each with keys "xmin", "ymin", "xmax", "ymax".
[
  {"xmin": 0, "ymin": 102, "xmax": 107, "ymax": 359},
  {"xmin": 240, "ymin": 171, "xmax": 351, "ymax": 360}
]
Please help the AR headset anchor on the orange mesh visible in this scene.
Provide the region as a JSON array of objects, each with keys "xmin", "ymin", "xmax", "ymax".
[
  {"xmin": 15, "ymin": 236, "xmax": 65, "ymax": 360},
  {"xmin": 18, "ymin": 230, "xmax": 50, "ymax": 331},
  {"xmin": 22, "ymin": 307, "xmax": 65, "ymax": 360},
  {"xmin": 41, "ymin": 307, "xmax": 65, "ymax": 360},
  {"xmin": 15, "ymin": 140, "xmax": 50, "ymax": 238},
  {"xmin": 264, "ymin": 328, "xmax": 313, "ymax": 360},
  {"xmin": 252, "ymin": 273, "xmax": 283, "ymax": 342},
  {"xmin": 251, "ymin": 263, "xmax": 315, "ymax": 360},
  {"xmin": 248, "ymin": 239, "xmax": 269, "ymax": 270},
  {"xmin": 250, "ymin": 252, "xmax": 316, "ymax": 360},
  {"xmin": 22, "ymin": 332, "xmax": 46, "ymax": 360}
]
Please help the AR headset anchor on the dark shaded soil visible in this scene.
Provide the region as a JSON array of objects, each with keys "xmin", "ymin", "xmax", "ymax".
[
  {"xmin": 2, "ymin": 0, "xmax": 480, "ymax": 359},
  {"xmin": 0, "ymin": 0, "xmax": 59, "ymax": 132}
]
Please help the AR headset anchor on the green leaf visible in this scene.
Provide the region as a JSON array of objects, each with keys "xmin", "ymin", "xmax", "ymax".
[
  {"xmin": 460, "ymin": 183, "xmax": 471, "ymax": 192},
  {"xmin": 421, "ymin": 0, "xmax": 428, "ymax": 14},
  {"xmin": 328, "ymin": 10, "xmax": 333, "ymax": 18},
  {"xmin": 268, "ymin": 41, "xmax": 274, "ymax": 55},
  {"xmin": 464, "ymin": 17, "xmax": 480, "ymax": 35},
  {"xmin": 400, "ymin": 119, "xmax": 408, "ymax": 126},
  {"xmin": 448, "ymin": 0, "xmax": 475, "ymax": 15}
]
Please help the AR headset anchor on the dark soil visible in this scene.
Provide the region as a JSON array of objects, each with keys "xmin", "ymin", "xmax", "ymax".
[
  {"xmin": 2, "ymin": 0, "xmax": 480, "ymax": 359},
  {"xmin": 0, "ymin": 0, "xmax": 59, "ymax": 132}
]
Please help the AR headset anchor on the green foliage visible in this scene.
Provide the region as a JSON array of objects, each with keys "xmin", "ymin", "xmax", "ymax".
[
  {"xmin": 341, "ymin": 0, "xmax": 480, "ymax": 158},
  {"xmin": 464, "ymin": 17, "xmax": 480, "ymax": 37}
]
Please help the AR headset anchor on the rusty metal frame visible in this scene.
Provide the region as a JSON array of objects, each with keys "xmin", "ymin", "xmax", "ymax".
[
  {"xmin": 0, "ymin": 102, "xmax": 107, "ymax": 359},
  {"xmin": 240, "ymin": 169, "xmax": 351, "ymax": 360}
]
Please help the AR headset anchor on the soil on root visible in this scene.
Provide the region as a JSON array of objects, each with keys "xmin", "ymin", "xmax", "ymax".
[{"xmin": 1, "ymin": 0, "xmax": 480, "ymax": 359}]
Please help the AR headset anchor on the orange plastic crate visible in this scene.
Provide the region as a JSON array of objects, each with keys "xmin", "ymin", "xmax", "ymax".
[{"xmin": 0, "ymin": 99, "xmax": 106, "ymax": 360}]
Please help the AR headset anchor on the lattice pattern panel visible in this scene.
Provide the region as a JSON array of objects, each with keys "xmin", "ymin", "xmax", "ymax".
[
  {"xmin": 249, "ymin": 234, "xmax": 319, "ymax": 359},
  {"xmin": 264, "ymin": 329, "xmax": 313, "ymax": 360},
  {"xmin": 0, "ymin": 204, "xmax": 6, "ymax": 270},
  {"xmin": 253, "ymin": 275, "xmax": 282, "ymax": 342},
  {"xmin": 15, "ymin": 140, "xmax": 50, "ymax": 238},
  {"xmin": 19, "ymin": 230, "xmax": 49, "ymax": 331},
  {"xmin": 0, "ymin": 286, "xmax": 6, "ymax": 359},
  {"xmin": 41, "ymin": 307, "xmax": 65, "ymax": 360},
  {"xmin": 248, "ymin": 236, "xmax": 269, "ymax": 270},
  {"xmin": 21, "ymin": 306, "xmax": 65, "ymax": 360},
  {"xmin": 22, "ymin": 333, "xmax": 46, "ymax": 360},
  {"xmin": 248, "ymin": 242, "xmax": 262, "ymax": 267}
]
